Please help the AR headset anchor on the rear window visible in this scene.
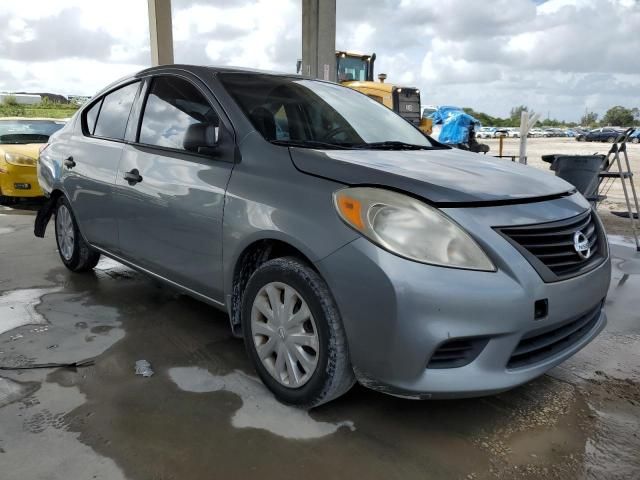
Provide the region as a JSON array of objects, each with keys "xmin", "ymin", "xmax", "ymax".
[
  {"xmin": 92, "ymin": 82, "xmax": 140, "ymax": 140},
  {"xmin": 0, "ymin": 120, "xmax": 65, "ymax": 145}
]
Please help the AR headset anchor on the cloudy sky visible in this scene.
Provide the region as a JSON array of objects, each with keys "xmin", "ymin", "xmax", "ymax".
[{"xmin": 0, "ymin": 0, "xmax": 638, "ymax": 121}]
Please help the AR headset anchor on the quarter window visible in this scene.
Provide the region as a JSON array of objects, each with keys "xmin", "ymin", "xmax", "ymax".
[
  {"xmin": 93, "ymin": 82, "xmax": 140, "ymax": 140},
  {"xmin": 84, "ymin": 100, "xmax": 102, "ymax": 135},
  {"xmin": 139, "ymin": 76, "xmax": 219, "ymax": 151}
]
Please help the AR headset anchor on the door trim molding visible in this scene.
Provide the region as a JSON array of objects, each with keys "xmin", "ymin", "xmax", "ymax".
[{"xmin": 91, "ymin": 245, "xmax": 227, "ymax": 309}]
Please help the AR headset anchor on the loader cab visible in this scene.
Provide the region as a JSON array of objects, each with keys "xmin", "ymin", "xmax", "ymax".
[{"xmin": 336, "ymin": 51, "xmax": 375, "ymax": 83}]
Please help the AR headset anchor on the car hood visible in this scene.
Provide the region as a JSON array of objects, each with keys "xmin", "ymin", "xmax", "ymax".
[{"xmin": 289, "ymin": 147, "xmax": 574, "ymax": 205}]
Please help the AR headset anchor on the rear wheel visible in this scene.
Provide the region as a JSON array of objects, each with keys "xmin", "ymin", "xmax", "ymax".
[
  {"xmin": 632, "ymin": 137, "xmax": 639, "ymax": 144},
  {"xmin": 242, "ymin": 257, "xmax": 355, "ymax": 408},
  {"xmin": 54, "ymin": 197, "xmax": 100, "ymax": 272},
  {"xmin": 607, "ymin": 137, "xmax": 616, "ymax": 143}
]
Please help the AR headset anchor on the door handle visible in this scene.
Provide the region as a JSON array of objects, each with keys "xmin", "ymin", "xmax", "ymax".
[
  {"xmin": 123, "ymin": 169, "xmax": 143, "ymax": 185},
  {"xmin": 63, "ymin": 156, "xmax": 76, "ymax": 169}
]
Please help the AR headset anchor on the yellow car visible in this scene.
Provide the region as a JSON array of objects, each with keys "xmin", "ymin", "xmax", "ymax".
[{"xmin": 0, "ymin": 118, "xmax": 65, "ymax": 202}]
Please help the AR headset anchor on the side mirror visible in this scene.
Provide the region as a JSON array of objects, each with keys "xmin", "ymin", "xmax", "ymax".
[{"xmin": 183, "ymin": 122, "xmax": 219, "ymax": 154}]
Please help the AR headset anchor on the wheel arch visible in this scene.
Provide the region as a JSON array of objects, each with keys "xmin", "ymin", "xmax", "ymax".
[
  {"xmin": 34, "ymin": 188, "xmax": 65, "ymax": 237},
  {"xmin": 226, "ymin": 236, "xmax": 320, "ymax": 336}
]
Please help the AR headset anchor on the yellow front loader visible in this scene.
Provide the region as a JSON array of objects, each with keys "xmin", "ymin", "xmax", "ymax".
[{"xmin": 335, "ymin": 51, "xmax": 432, "ymax": 135}]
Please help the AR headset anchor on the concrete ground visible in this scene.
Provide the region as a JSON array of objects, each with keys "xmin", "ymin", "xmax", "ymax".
[{"xmin": 0, "ymin": 203, "xmax": 639, "ymax": 480}]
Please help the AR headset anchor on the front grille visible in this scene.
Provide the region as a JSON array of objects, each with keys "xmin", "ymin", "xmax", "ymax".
[
  {"xmin": 496, "ymin": 210, "xmax": 606, "ymax": 282},
  {"xmin": 507, "ymin": 301, "xmax": 603, "ymax": 369},
  {"xmin": 427, "ymin": 338, "xmax": 488, "ymax": 369}
]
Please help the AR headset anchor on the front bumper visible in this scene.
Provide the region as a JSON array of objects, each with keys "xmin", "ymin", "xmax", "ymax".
[
  {"xmin": 0, "ymin": 163, "xmax": 43, "ymax": 198},
  {"xmin": 316, "ymin": 194, "xmax": 611, "ymax": 399}
]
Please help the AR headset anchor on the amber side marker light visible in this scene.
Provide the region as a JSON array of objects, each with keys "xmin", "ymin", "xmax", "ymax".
[{"xmin": 336, "ymin": 194, "xmax": 364, "ymax": 230}]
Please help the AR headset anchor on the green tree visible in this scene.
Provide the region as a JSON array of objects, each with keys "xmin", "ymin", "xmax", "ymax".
[
  {"xmin": 580, "ymin": 111, "xmax": 598, "ymax": 126},
  {"xmin": 601, "ymin": 106, "xmax": 635, "ymax": 127},
  {"xmin": 509, "ymin": 105, "xmax": 534, "ymax": 123}
]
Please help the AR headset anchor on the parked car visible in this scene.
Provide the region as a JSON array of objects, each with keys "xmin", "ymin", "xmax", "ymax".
[
  {"xmin": 575, "ymin": 127, "xmax": 624, "ymax": 142},
  {"xmin": 629, "ymin": 128, "xmax": 639, "ymax": 144},
  {"xmin": 506, "ymin": 127, "xmax": 520, "ymax": 138},
  {"xmin": 528, "ymin": 128, "xmax": 545, "ymax": 137},
  {"xmin": 543, "ymin": 128, "xmax": 566, "ymax": 137},
  {"xmin": 476, "ymin": 126, "xmax": 497, "ymax": 138},
  {"xmin": 36, "ymin": 66, "xmax": 611, "ymax": 407},
  {"xmin": 0, "ymin": 118, "xmax": 65, "ymax": 203}
]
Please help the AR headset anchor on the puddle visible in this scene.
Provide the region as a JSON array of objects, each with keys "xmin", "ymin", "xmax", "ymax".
[
  {"xmin": 169, "ymin": 366, "xmax": 355, "ymax": 440},
  {"xmin": 95, "ymin": 257, "xmax": 125, "ymax": 271},
  {"xmin": 0, "ymin": 376, "xmax": 39, "ymax": 408},
  {"xmin": 0, "ymin": 374, "xmax": 127, "ymax": 480},
  {"xmin": 0, "ymin": 287, "xmax": 62, "ymax": 336}
]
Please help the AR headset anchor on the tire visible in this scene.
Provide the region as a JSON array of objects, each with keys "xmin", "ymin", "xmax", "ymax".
[
  {"xmin": 577, "ymin": 136, "xmax": 585, "ymax": 142},
  {"xmin": 54, "ymin": 196, "xmax": 100, "ymax": 272},
  {"xmin": 632, "ymin": 137, "xmax": 639, "ymax": 144},
  {"xmin": 242, "ymin": 257, "xmax": 355, "ymax": 408},
  {"xmin": 607, "ymin": 137, "xmax": 616, "ymax": 143}
]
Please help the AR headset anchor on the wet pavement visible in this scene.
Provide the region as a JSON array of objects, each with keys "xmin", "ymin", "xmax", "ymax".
[{"xmin": 0, "ymin": 203, "xmax": 638, "ymax": 480}]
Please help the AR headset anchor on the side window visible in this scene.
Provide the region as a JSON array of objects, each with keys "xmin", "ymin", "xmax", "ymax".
[
  {"xmin": 93, "ymin": 82, "xmax": 140, "ymax": 140},
  {"xmin": 139, "ymin": 76, "xmax": 219, "ymax": 151},
  {"xmin": 84, "ymin": 99, "xmax": 102, "ymax": 135}
]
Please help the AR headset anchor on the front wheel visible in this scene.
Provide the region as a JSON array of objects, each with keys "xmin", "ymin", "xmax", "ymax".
[
  {"xmin": 54, "ymin": 196, "xmax": 100, "ymax": 272},
  {"xmin": 607, "ymin": 137, "xmax": 616, "ymax": 143},
  {"xmin": 632, "ymin": 137, "xmax": 639, "ymax": 144},
  {"xmin": 242, "ymin": 257, "xmax": 355, "ymax": 408}
]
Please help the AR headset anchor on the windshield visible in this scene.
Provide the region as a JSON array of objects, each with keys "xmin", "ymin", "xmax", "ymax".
[
  {"xmin": 219, "ymin": 73, "xmax": 433, "ymax": 149},
  {"xmin": 337, "ymin": 56, "xmax": 369, "ymax": 82},
  {"xmin": 0, "ymin": 120, "xmax": 64, "ymax": 145}
]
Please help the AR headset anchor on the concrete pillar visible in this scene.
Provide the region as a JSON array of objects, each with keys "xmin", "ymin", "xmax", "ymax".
[
  {"xmin": 148, "ymin": 0, "xmax": 174, "ymax": 66},
  {"xmin": 301, "ymin": 0, "xmax": 336, "ymax": 81}
]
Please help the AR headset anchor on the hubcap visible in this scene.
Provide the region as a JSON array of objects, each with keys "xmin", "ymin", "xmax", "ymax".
[
  {"xmin": 55, "ymin": 205, "xmax": 75, "ymax": 261},
  {"xmin": 251, "ymin": 282, "xmax": 319, "ymax": 388}
]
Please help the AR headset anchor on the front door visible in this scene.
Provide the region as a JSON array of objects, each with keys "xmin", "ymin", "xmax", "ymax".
[{"xmin": 113, "ymin": 75, "xmax": 234, "ymax": 302}]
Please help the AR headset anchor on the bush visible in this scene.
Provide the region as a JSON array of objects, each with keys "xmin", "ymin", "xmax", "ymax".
[
  {"xmin": 0, "ymin": 103, "xmax": 25, "ymax": 116},
  {"xmin": 2, "ymin": 95, "xmax": 18, "ymax": 106}
]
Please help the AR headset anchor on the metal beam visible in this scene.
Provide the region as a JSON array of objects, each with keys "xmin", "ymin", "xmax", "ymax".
[
  {"xmin": 148, "ymin": 0, "xmax": 174, "ymax": 66},
  {"xmin": 301, "ymin": 0, "xmax": 336, "ymax": 80}
]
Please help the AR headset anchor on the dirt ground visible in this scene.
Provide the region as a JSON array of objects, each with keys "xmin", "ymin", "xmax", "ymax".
[
  {"xmin": 0, "ymin": 202, "xmax": 639, "ymax": 480},
  {"xmin": 482, "ymin": 137, "xmax": 640, "ymax": 240}
]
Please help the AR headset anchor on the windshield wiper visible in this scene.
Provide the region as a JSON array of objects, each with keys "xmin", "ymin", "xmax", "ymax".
[
  {"xmin": 351, "ymin": 141, "xmax": 444, "ymax": 150},
  {"xmin": 269, "ymin": 139, "xmax": 357, "ymax": 150}
]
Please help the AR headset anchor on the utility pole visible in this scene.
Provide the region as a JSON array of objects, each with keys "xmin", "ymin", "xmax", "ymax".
[
  {"xmin": 301, "ymin": 0, "xmax": 336, "ymax": 81},
  {"xmin": 148, "ymin": 0, "xmax": 174, "ymax": 66}
]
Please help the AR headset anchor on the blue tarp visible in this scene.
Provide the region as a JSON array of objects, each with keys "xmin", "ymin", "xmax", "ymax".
[{"xmin": 429, "ymin": 106, "xmax": 481, "ymax": 145}]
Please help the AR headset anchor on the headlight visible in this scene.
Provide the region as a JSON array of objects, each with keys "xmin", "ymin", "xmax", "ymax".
[
  {"xmin": 334, "ymin": 187, "xmax": 495, "ymax": 271},
  {"xmin": 5, "ymin": 152, "xmax": 37, "ymax": 167}
]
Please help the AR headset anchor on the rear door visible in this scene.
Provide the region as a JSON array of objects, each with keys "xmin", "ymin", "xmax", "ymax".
[
  {"xmin": 63, "ymin": 81, "xmax": 141, "ymax": 251},
  {"xmin": 113, "ymin": 74, "xmax": 234, "ymax": 302}
]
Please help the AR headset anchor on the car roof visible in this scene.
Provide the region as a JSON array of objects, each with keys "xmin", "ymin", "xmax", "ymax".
[{"xmin": 136, "ymin": 64, "xmax": 304, "ymax": 79}]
